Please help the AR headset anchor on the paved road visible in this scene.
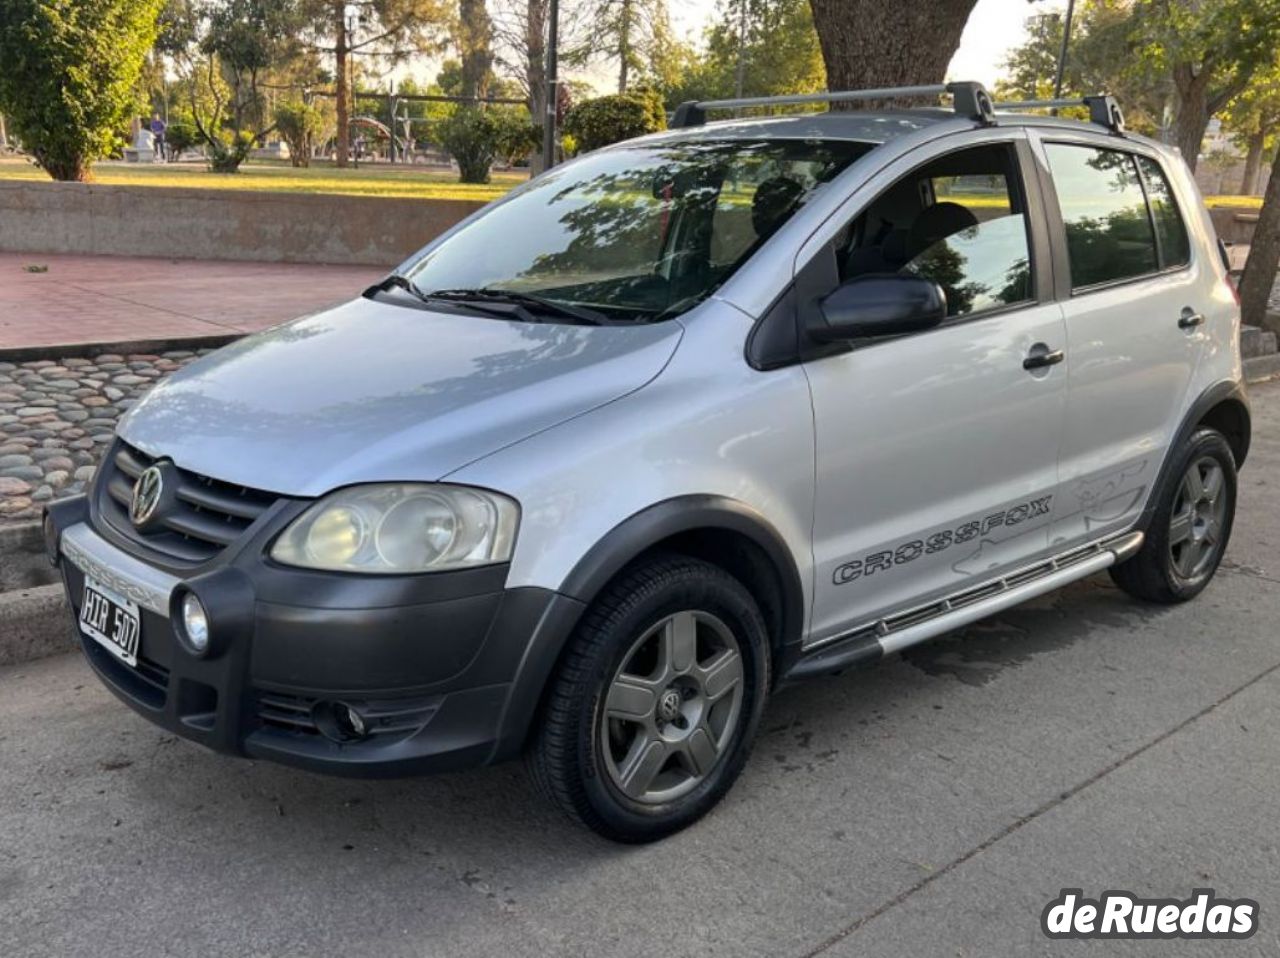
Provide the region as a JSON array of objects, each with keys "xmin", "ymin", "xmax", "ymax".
[
  {"xmin": 3, "ymin": 381, "xmax": 1279, "ymax": 957},
  {"xmin": 0, "ymin": 253, "xmax": 383, "ymax": 351}
]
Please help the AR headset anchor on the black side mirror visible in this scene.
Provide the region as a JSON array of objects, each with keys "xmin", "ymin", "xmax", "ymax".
[{"xmin": 808, "ymin": 275, "xmax": 947, "ymax": 343}]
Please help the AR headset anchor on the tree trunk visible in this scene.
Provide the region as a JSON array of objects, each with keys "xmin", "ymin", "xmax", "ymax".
[
  {"xmin": 1239, "ymin": 146, "xmax": 1280, "ymax": 333},
  {"xmin": 39, "ymin": 153, "xmax": 91, "ymax": 182},
  {"xmin": 459, "ymin": 0, "xmax": 494, "ymax": 100},
  {"xmin": 525, "ymin": 0, "xmax": 546, "ymax": 121},
  {"xmin": 1241, "ymin": 132, "xmax": 1265, "ymax": 196},
  {"xmin": 617, "ymin": 0, "xmax": 633, "ymax": 93},
  {"xmin": 807, "ymin": 0, "xmax": 978, "ymax": 100},
  {"xmin": 1170, "ymin": 62, "xmax": 1213, "ymax": 174},
  {"xmin": 334, "ymin": 2, "xmax": 349, "ymax": 169}
]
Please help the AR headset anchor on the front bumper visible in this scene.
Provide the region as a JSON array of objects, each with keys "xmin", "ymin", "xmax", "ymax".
[{"xmin": 45, "ymin": 495, "xmax": 584, "ymax": 777}]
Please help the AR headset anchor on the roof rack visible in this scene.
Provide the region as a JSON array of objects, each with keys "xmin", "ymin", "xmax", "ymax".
[
  {"xmin": 670, "ymin": 80, "xmax": 997, "ymax": 129},
  {"xmin": 993, "ymin": 95, "xmax": 1126, "ymax": 133}
]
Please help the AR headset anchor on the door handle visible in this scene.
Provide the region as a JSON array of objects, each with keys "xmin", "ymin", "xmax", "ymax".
[
  {"xmin": 1023, "ymin": 345, "xmax": 1065, "ymax": 370},
  {"xmin": 1178, "ymin": 308, "xmax": 1205, "ymax": 330}
]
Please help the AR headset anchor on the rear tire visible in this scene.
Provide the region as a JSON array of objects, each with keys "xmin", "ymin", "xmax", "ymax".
[
  {"xmin": 528, "ymin": 554, "xmax": 770, "ymax": 843},
  {"xmin": 1109, "ymin": 427, "xmax": 1236, "ymax": 604}
]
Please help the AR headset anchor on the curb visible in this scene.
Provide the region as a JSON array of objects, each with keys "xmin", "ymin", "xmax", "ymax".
[
  {"xmin": 0, "ymin": 520, "xmax": 42, "ymax": 551},
  {"xmin": 1245, "ymin": 353, "xmax": 1280, "ymax": 384},
  {"xmin": 0, "ymin": 583, "xmax": 75, "ymax": 667},
  {"xmin": 0, "ymin": 332, "xmax": 242, "ymax": 364}
]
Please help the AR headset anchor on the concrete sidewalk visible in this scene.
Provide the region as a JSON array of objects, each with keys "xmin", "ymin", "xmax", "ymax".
[{"xmin": 0, "ymin": 253, "xmax": 384, "ymax": 352}]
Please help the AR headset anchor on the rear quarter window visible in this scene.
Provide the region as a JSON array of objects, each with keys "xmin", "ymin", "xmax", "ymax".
[{"xmin": 1135, "ymin": 155, "xmax": 1191, "ymax": 269}]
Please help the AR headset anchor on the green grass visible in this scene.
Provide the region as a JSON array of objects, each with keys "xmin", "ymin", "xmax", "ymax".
[
  {"xmin": 0, "ymin": 157, "xmax": 527, "ymax": 201},
  {"xmin": 1204, "ymin": 195, "xmax": 1263, "ymax": 210}
]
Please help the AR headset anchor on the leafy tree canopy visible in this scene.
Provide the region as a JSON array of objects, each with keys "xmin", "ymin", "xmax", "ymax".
[{"xmin": 0, "ymin": 0, "xmax": 166, "ymax": 180}]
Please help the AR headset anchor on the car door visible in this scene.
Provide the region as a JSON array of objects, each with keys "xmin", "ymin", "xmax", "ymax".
[
  {"xmin": 801, "ymin": 135, "xmax": 1069, "ymax": 644},
  {"xmin": 1027, "ymin": 133, "xmax": 1209, "ymax": 550}
]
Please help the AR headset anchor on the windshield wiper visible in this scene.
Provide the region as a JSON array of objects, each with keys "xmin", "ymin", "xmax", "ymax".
[
  {"xmin": 426, "ymin": 287, "xmax": 614, "ymax": 326},
  {"xmin": 371, "ymin": 275, "xmax": 518, "ymax": 320}
]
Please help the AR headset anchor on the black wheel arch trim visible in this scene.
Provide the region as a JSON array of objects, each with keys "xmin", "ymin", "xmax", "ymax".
[
  {"xmin": 490, "ymin": 495, "xmax": 808, "ymax": 762},
  {"xmin": 1138, "ymin": 379, "xmax": 1250, "ymax": 533},
  {"xmin": 558, "ymin": 494, "xmax": 806, "ymax": 652}
]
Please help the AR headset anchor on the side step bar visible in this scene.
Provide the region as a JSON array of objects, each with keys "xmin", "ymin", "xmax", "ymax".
[{"xmin": 784, "ymin": 531, "xmax": 1144, "ymax": 682}]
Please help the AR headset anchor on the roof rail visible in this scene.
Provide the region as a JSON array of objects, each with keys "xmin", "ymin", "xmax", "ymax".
[
  {"xmin": 669, "ymin": 80, "xmax": 996, "ymax": 129},
  {"xmin": 993, "ymin": 95, "xmax": 1126, "ymax": 133}
]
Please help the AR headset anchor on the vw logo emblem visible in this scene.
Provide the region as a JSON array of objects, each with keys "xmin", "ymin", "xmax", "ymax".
[
  {"xmin": 130, "ymin": 466, "xmax": 165, "ymax": 526},
  {"xmin": 657, "ymin": 689, "xmax": 682, "ymax": 723}
]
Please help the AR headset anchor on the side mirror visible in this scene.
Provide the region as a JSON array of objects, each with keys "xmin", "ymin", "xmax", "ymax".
[{"xmin": 808, "ymin": 275, "xmax": 947, "ymax": 343}]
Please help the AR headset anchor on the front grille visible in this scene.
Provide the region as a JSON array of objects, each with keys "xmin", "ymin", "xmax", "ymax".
[{"xmin": 99, "ymin": 440, "xmax": 279, "ymax": 563}]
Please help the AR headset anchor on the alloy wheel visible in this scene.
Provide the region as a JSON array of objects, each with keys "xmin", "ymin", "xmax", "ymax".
[
  {"xmin": 599, "ymin": 610, "xmax": 745, "ymax": 805},
  {"xmin": 1168, "ymin": 455, "xmax": 1228, "ymax": 580}
]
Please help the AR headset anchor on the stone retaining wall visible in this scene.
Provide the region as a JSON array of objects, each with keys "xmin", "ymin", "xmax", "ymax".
[
  {"xmin": 0, "ymin": 180, "xmax": 486, "ymax": 266},
  {"xmin": 1208, "ymin": 207, "xmax": 1259, "ymax": 246}
]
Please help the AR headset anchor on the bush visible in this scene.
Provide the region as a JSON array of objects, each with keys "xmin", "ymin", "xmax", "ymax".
[
  {"xmin": 164, "ymin": 120, "xmax": 200, "ymax": 157},
  {"xmin": 490, "ymin": 107, "xmax": 541, "ymax": 167},
  {"xmin": 206, "ymin": 129, "xmax": 254, "ymax": 173},
  {"xmin": 563, "ymin": 91, "xmax": 666, "ymax": 154},
  {"xmin": 0, "ymin": 0, "xmax": 166, "ymax": 180},
  {"xmin": 274, "ymin": 100, "xmax": 324, "ymax": 168},
  {"xmin": 437, "ymin": 107, "xmax": 503, "ymax": 184}
]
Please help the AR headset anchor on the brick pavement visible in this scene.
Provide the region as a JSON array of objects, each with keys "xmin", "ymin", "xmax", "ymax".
[{"xmin": 0, "ymin": 253, "xmax": 384, "ymax": 351}]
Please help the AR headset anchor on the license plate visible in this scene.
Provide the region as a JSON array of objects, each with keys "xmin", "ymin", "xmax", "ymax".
[{"xmin": 80, "ymin": 576, "xmax": 141, "ymax": 667}]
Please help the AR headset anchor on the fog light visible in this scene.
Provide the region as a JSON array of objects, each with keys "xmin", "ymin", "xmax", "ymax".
[
  {"xmin": 181, "ymin": 592, "xmax": 210, "ymax": 654},
  {"xmin": 336, "ymin": 702, "xmax": 367, "ymax": 739},
  {"xmin": 313, "ymin": 701, "xmax": 369, "ymax": 742}
]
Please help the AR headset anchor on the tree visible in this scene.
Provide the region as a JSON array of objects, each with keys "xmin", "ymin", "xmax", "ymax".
[
  {"xmin": 275, "ymin": 99, "xmax": 326, "ymax": 165},
  {"xmin": 0, "ymin": 0, "xmax": 166, "ymax": 181},
  {"xmin": 299, "ymin": 0, "xmax": 450, "ymax": 168},
  {"xmin": 587, "ymin": 0, "xmax": 672, "ymax": 93},
  {"xmin": 1238, "ymin": 147, "xmax": 1280, "ymax": 332},
  {"xmin": 436, "ymin": 105, "xmax": 500, "ymax": 181},
  {"xmin": 1131, "ymin": 0, "xmax": 1280, "ymax": 172},
  {"xmin": 1221, "ymin": 70, "xmax": 1280, "ymax": 195},
  {"xmin": 807, "ymin": 0, "xmax": 977, "ymax": 98},
  {"xmin": 457, "ymin": 0, "xmax": 494, "ymax": 99},
  {"xmin": 995, "ymin": 2, "xmax": 1170, "ymax": 135},
  {"xmin": 664, "ymin": 0, "xmax": 824, "ymax": 107},
  {"xmin": 165, "ymin": 0, "xmax": 304, "ymax": 172}
]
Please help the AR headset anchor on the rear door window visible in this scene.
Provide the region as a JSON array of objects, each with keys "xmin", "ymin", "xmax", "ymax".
[{"xmin": 1044, "ymin": 144, "xmax": 1158, "ymax": 289}]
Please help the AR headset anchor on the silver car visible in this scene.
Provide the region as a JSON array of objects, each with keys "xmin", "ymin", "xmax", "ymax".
[{"xmin": 46, "ymin": 83, "xmax": 1249, "ymax": 842}]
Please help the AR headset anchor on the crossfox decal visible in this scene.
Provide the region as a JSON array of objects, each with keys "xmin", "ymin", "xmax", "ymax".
[{"xmin": 832, "ymin": 495, "xmax": 1053, "ymax": 585}]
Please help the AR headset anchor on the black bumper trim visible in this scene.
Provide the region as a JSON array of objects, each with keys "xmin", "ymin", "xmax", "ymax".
[{"xmin": 47, "ymin": 494, "xmax": 582, "ymax": 778}]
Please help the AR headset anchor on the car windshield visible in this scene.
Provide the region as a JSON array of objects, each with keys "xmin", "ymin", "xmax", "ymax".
[{"xmin": 403, "ymin": 138, "xmax": 875, "ymax": 322}]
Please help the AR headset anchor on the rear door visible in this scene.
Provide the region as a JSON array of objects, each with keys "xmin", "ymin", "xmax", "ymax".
[
  {"xmin": 1028, "ymin": 133, "xmax": 1208, "ymax": 549},
  {"xmin": 801, "ymin": 133, "xmax": 1070, "ymax": 644}
]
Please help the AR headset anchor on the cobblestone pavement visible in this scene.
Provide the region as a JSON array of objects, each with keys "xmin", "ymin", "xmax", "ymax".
[{"xmin": 0, "ymin": 351, "xmax": 209, "ymax": 522}]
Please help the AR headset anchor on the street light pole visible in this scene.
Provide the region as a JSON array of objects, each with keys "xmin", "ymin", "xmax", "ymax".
[
  {"xmin": 1052, "ymin": 0, "xmax": 1076, "ymax": 100},
  {"xmin": 542, "ymin": 0, "xmax": 560, "ymax": 171}
]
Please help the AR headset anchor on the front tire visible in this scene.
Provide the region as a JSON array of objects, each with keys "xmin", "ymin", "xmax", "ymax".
[
  {"xmin": 529, "ymin": 554, "xmax": 770, "ymax": 843},
  {"xmin": 1110, "ymin": 427, "xmax": 1236, "ymax": 604}
]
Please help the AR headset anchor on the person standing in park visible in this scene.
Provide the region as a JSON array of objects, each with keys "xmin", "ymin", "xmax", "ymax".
[{"xmin": 149, "ymin": 113, "xmax": 166, "ymax": 161}]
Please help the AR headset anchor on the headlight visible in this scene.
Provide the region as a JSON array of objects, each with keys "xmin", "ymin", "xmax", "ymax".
[{"xmin": 271, "ymin": 484, "xmax": 519, "ymax": 574}]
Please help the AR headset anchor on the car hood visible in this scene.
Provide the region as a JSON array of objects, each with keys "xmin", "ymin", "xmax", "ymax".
[{"xmin": 119, "ymin": 297, "xmax": 683, "ymax": 496}]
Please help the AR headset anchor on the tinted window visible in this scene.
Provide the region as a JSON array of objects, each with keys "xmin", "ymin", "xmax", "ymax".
[
  {"xmin": 1045, "ymin": 144, "xmax": 1157, "ymax": 288},
  {"xmin": 1136, "ymin": 156, "xmax": 1191, "ymax": 268},
  {"xmin": 901, "ymin": 214, "xmax": 1031, "ymax": 317},
  {"xmin": 839, "ymin": 143, "xmax": 1033, "ymax": 319}
]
